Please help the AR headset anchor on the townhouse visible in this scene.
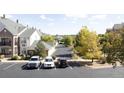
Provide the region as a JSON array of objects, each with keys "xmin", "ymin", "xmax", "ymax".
[
  {"xmin": 106, "ymin": 23, "xmax": 124, "ymax": 32},
  {"xmin": 19, "ymin": 28, "xmax": 42, "ymax": 56},
  {"xmin": 0, "ymin": 15, "xmax": 26, "ymax": 57},
  {"xmin": 0, "ymin": 15, "xmax": 57, "ymax": 58}
]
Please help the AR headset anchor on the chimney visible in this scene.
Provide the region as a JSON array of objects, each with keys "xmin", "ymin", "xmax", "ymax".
[
  {"xmin": 1, "ymin": 14, "xmax": 5, "ymax": 19},
  {"xmin": 16, "ymin": 19, "xmax": 19, "ymax": 23}
]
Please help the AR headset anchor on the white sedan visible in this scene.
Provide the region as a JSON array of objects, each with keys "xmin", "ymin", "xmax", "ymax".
[{"xmin": 43, "ymin": 56, "xmax": 55, "ymax": 68}]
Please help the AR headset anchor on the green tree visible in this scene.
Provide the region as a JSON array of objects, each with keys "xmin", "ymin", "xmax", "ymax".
[
  {"xmin": 112, "ymin": 29, "xmax": 124, "ymax": 64},
  {"xmin": 41, "ymin": 35, "xmax": 55, "ymax": 42},
  {"xmin": 101, "ymin": 31, "xmax": 122, "ymax": 63},
  {"xmin": 74, "ymin": 26, "xmax": 102, "ymax": 62},
  {"xmin": 34, "ymin": 42, "xmax": 47, "ymax": 58},
  {"xmin": 62, "ymin": 36, "xmax": 73, "ymax": 46}
]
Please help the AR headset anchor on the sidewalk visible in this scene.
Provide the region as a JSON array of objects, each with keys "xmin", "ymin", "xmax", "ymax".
[
  {"xmin": 87, "ymin": 62, "xmax": 121, "ymax": 69},
  {"xmin": 0, "ymin": 59, "xmax": 29, "ymax": 63}
]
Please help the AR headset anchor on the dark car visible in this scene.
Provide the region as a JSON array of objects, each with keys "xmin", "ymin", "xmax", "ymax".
[{"xmin": 58, "ymin": 58, "xmax": 68, "ymax": 68}]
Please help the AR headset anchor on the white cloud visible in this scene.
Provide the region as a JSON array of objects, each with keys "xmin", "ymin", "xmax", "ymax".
[
  {"xmin": 47, "ymin": 22, "xmax": 54, "ymax": 26},
  {"xmin": 89, "ymin": 21, "xmax": 99, "ymax": 25},
  {"xmin": 40, "ymin": 14, "xmax": 54, "ymax": 21},
  {"xmin": 117, "ymin": 16, "xmax": 121, "ymax": 20},
  {"xmin": 108, "ymin": 22, "xmax": 114, "ymax": 28},
  {"xmin": 48, "ymin": 18, "xmax": 54, "ymax": 21},
  {"xmin": 40, "ymin": 15, "xmax": 47, "ymax": 20},
  {"xmin": 65, "ymin": 13, "xmax": 88, "ymax": 19},
  {"xmin": 89, "ymin": 14, "xmax": 107, "ymax": 20},
  {"xmin": 71, "ymin": 21, "xmax": 76, "ymax": 24},
  {"xmin": 63, "ymin": 17, "xmax": 67, "ymax": 21},
  {"xmin": 116, "ymin": 16, "xmax": 124, "ymax": 21}
]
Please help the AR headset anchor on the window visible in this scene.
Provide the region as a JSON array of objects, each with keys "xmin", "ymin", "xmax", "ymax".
[
  {"xmin": 45, "ymin": 58, "xmax": 53, "ymax": 62},
  {"xmin": 30, "ymin": 58, "xmax": 38, "ymax": 61},
  {"xmin": 22, "ymin": 44, "xmax": 26, "ymax": 47},
  {"xmin": 22, "ymin": 50, "xmax": 26, "ymax": 54},
  {"xmin": 21, "ymin": 38, "xmax": 26, "ymax": 43}
]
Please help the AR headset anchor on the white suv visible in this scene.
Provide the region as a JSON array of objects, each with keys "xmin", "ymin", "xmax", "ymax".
[
  {"xmin": 43, "ymin": 56, "xmax": 55, "ymax": 68},
  {"xmin": 27, "ymin": 56, "xmax": 41, "ymax": 69}
]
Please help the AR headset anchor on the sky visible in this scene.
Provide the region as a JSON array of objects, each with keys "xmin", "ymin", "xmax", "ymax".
[{"xmin": 3, "ymin": 14, "xmax": 124, "ymax": 35}]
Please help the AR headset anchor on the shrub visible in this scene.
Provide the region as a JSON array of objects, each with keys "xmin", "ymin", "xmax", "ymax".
[
  {"xmin": 0, "ymin": 55, "xmax": 4, "ymax": 59},
  {"xmin": 24, "ymin": 57, "xmax": 30, "ymax": 60},
  {"xmin": 72, "ymin": 54, "xmax": 79, "ymax": 59},
  {"xmin": 19, "ymin": 55, "xmax": 26, "ymax": 60},
  {"xmin": 11, "ymin": 55, "xmax": 19, "ymax": 60}
]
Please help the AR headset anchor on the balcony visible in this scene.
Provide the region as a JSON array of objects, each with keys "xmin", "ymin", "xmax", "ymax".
[{"xmin": 0, "ymin": 42, "xmax": 12, "ymax": 46}]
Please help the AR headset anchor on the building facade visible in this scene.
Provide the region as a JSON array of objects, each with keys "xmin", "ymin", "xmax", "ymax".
[
  {"xmin": 0, "ymin": 15, "xmax": 26, "ymax": 57},
  {"xmin": 0, "ymin": 15, "xmax": 42, "ymax": 57},
  {"xmin": 0, "ymin": 15, "xmax": 56, "ymax": 58},
  {"xmin": 19, "ymin": 28, "xmax": 41, "ymax": 55}
]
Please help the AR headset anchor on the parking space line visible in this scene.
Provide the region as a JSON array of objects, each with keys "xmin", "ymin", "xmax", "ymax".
[
  {"xmin": 54, "ymin": 67, "xmax": 56, "ymax": 70},
  {"xmin": 69, "ymin": 66, "xmax": 73, "ymax": 69},
  {"xmin": 67, "ymin": 63, "xmax": 73, "ymax": 69},
  {"xmin": 3, "ymin": 63, "xmax": 17, "ymax": 70}
]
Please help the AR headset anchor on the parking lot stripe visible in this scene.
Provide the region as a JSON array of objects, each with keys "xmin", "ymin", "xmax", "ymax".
[
  {"xmin": 3, "ymin": 63, "xmax": 17, "ymax": 70},
  {"xmin": 54, "ymin": 67, "xmax": 56, "ymax": 70},
  {"xmin": 69, "ymin": 66, "xmax": 73, "ymax": 69},
  {"xmin": 67, "ymin": 63, "xmax": 73, "ymax": 69}
]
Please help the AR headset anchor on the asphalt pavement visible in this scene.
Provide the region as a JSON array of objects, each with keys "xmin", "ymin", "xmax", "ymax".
[
  {"xmin": 0, "ymin": 44, "xmax": 124, "ymax": 78},
  {"xmin": 0, "ymin": 62, "xmax": 124, "ymax": 78},
  {"xmin": 52, "ymin": 44, "xmax": 73, "ymax": 59}
]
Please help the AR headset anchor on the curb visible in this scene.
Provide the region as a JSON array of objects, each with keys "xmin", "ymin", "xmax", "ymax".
[{"xmin": 0, "ymin": 60, "xmax": 29, "ymax": 63}]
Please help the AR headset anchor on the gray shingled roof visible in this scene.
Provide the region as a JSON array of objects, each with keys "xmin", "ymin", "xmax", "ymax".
[
  {"xmin": 0, "ymin": 17, "xmax": 25, "ymax": 35},
  {"xmin": 28, "ymin": 40, "xmax": 53, "ymax": 50},
  {"xmin": 113, "ymin": 23, "xmax": 124, "ymax": 30},
  {"xmin": 41, "ymin": 41, "xmax": 53, "ymax": 50},
  {"xmin": 20, "ymin": 28, "xmax": 35, "ymax": 37}
]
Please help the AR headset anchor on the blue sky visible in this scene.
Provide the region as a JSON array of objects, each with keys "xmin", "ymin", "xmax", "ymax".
[{"xmin": 4, "ymin": 14, "xmax": 124, "ymax": 35}]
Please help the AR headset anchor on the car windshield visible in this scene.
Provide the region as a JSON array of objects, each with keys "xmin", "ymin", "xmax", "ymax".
[
  {"xmin": 45, "ymin": 59, "xmax": 52, "ymax": 62},
  {"xmin": 30, "ymin": 58, "xmax": 38, "ymax": 61}
]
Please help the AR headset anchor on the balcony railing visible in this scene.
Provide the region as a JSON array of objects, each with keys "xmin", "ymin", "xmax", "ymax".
[{"xmin": 0, "ymin": 42, "xmax": 12, "ymax": 46}]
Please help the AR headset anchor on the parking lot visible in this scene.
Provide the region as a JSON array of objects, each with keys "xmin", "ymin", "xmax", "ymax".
[
  {"xmin": 0, "ymin": 62, "xmax": 88, "ymax": 78},
  {"xmin": 1, "ymin": 44, "xmax": 124, "ymax": 78},
  {"xmin": 0, "ymin": 62, "xmax": 124, "ymax": 78}
]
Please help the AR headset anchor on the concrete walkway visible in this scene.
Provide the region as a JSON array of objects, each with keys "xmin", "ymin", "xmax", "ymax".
[
  {"xmin": 87, "ymin": 62, "xmax": 122, "ymax": 69},
  {"xmin": 0, "ymin": 59, "xmax": 29, "ymax": 63}
]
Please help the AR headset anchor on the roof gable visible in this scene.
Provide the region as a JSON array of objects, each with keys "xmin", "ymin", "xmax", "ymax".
[
  {"xmin": 0, "ymin": 17, "xmax": 26, "ymax": 35},
  {"xmin": 19, "ymin": 28, "xmax": 35, "ymax": 37}
]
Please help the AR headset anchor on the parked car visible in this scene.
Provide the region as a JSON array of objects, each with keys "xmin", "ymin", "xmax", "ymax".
[
  {"xmin": 43, "ymin": 56, "xmax": 55, "ymax": 68},
  {"xmin": 57, "ymin": 57, "xmax": 68, "ymax": 68},
  {"xmin": 27, "ymin": 56, "xmax": 41, "ymax": 69}
]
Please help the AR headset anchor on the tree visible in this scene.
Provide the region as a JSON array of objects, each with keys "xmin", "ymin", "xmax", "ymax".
[
  {"xmin": 62, "ymin": 36, "xmax": 73, "ymax": 46},
  {"xmin": 41, "ymin": 35, "xmax": 55, "ymax": 42},
  {"xmin": 74, "ymin": 26, "xmax": 102, "ymax": 62},
  {"xmin": 100, "ymin": 31, "xmax": 122, "ymax": 64},
  {"xmin": 34, "ymin": 42, "xmax": 47, "ymax": 58},
  {"xmin": 113, "ymin": 29, "xmax": 124, "ymax": 64}
]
